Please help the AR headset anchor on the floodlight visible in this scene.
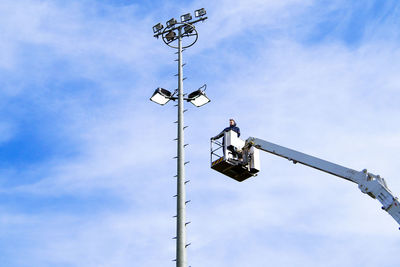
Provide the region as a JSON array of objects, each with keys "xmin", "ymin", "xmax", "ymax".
[
  {"xmin": 195, "ymin": 8, "xmax": 206, "ymax": 17},
  {"xmin": 184, "ymin": 25, "xmax": 194, "ymax": 34},
  {"xmin": 187, "ymin": 89, "xmax": 210, "ymax": 107},
  {"xmin": 180, "ymin": 13, "xmax": 192, "ymax": 22},
  {"xmin": 166, "ymin": 18, "xmax": 177, "ymax": 28},
  {"xmin": 165, "ymin": 30, "xmax": 177, "ymax": 42},
  {"xmin": 153, "ymin": 23, "xmax": 163, "ymax": 33},
  {"xmin": 150, "ymin": 88, "xmax": 173, "ymax": 105}
]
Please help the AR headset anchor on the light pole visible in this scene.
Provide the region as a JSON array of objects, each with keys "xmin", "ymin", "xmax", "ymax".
[{"xmin": 151, "ymin": 8, "xmax": 209, "ymax": 267}]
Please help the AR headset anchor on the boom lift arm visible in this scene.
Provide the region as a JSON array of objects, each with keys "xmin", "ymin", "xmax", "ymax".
[{"xmin": 210, "ymin": 131, "xmax": 400, "ymax": 228}]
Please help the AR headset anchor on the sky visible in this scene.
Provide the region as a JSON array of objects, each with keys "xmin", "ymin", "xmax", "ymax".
[{"xmin": 0, "ymin": 0, "xmax": 400, "ymax": 266}]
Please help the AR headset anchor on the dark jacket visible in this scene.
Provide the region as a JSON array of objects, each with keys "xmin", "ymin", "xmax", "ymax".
[{"xmin": 213, "ymin": 123, "xmax": 240, "ymax": 139}]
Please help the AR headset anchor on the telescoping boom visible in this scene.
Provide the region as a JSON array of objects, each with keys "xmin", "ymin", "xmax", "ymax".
[{"xmin": 210, "ymin": 130, "xmax": 400, "ymax": 228}]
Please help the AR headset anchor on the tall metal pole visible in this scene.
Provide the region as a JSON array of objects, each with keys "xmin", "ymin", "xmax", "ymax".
[
  {"xmin": 176, "ymin": 27, "xmax": 187, "ymax": 267},
  {"xmin": 152, "ymin": 13, "xmax": 208, "ymax": 266}
]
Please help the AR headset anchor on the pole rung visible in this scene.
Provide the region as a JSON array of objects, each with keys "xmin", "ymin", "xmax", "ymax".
[
  {"xmin": 185, "ymin": 221, "xmax": 191, "ymax": 225},
  {"xmin": 185, "ymin": 180, "xmax": 190, "ymax": 184},
  {"xmin": 173, "ymin": 156, "xmax": 178, "ymax": 159},
  {"xmin": 184, "ymin": 144, "xmax": 189, "ymax": 147},
  {"xmin": 184, "ymin": 161, "xmax": 190, "ymax": 165},
  {"xmin": 173, "ymin": 215, "xmax": 177, "ymax": 218},
  {"xmin": 185, "ymin": 200, "xmax": 191, "ymax": 204},
  {"xmin": 185, "ymin": 243, "xmax": 191, "ymax": 248},
  {"xmin": 173, "ymin": 195, "xmax": 177, "ymax": 197},
  {"xmin": 183, "ymin": 126, "xmax": 189, "ymax": 129}
]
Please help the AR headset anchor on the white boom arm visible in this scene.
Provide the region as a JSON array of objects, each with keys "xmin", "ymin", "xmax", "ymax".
[{"xmin": 245, "ymin": 137, "xmax": 400, "ymax": 228}]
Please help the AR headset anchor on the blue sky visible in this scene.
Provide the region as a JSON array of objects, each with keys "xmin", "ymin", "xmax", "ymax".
[{"xmin": 1, "ymin": 0, "xmax": 400, "ymax": 266}]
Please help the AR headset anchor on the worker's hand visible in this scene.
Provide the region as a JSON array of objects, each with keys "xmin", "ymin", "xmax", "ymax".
[{"xmin": 210, "ymin": 137, "xmax": 215, "ymax": 140}]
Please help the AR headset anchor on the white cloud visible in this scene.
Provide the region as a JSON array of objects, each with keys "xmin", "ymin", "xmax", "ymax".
[{"xmin": 0, "ymin": 0, "xmax": 400, "ymax": 266}]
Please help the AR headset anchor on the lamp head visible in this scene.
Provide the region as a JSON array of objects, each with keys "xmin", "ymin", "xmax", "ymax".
[
  {"xmin": 180, "ymin": 13, "xmax": 192, "ymax": 23},
  {"xmin": 166, "ymin": 18, "xmax": 177, "ymax": 28},
  {"xmin": 150, "ymin": 88, "xmax": 173, "ymax": 105},
  {"xmin": 152, "ymin": 23, "xmax": 163, "ymax": 33},
  {"xmin": 188, "ymin": 88, "xmax": 210, "ymax": 107},
  {"xmin": 184, "ymin": 25, "xmax": 194, "ymax": 34},
  {"xmin": 195, "ymin": 8, "xmax": 206, "ymax": 17},
  {"xmin": 165, "ymin": 30, "xmax": 177, "ymax": 42}
]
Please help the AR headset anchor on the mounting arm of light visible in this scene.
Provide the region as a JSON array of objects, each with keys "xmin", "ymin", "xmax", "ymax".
[{"xmin": 186, "ymin": 84, "xmax": 210, "ymax": 107}]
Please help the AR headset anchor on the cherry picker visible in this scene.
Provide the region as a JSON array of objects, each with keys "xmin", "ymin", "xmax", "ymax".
[{"xmin": 210, "ymin": 130, "xmax": 400, "ymax": 228}]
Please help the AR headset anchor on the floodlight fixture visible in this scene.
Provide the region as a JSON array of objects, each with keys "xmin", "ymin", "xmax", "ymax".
[
  {"xmin": 195, "ymin": 8, "xmax": 206, "ymax": 17},
  {"xmin": 165, "ymin": 30, "xmax": 177, "ymax": 42},
  {"xmin": 153, "ymin": 23, "xmax": 163, "ymax": 33},
  {"xmin": 166, "ymin": 18, "xmax": 177, "ymax": 28},
  {"xmin": 187, "ymin": 88, "xmax": 210, "ymax": 107},
  {"xmin": 150, "ymin": 87, "xmax": 173, "ymax": 105},
  {"xmin": 180, "ymin": 13, "xmax": 192, "ymax": 22},
  {"xmin": 184, "ymin": 25, "xmax": 194, "ymax": 34}
]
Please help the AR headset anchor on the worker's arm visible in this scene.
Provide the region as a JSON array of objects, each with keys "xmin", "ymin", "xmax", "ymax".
[{"xmin": 211, "ymin": 129, "xmax": 227, "ymax": 140}]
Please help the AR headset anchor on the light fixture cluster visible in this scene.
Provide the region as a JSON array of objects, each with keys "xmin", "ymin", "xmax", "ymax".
[
  {"xmin": 151, "ymin": 8, "xmax": 210, "ymax": 106},
  {"xmin": 152, "ymin": 8, "xmax": 207, "ymax": 34},
  {"xmin": 150, "ymin": 85, "xmax": 210, "ymax": 107}
]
